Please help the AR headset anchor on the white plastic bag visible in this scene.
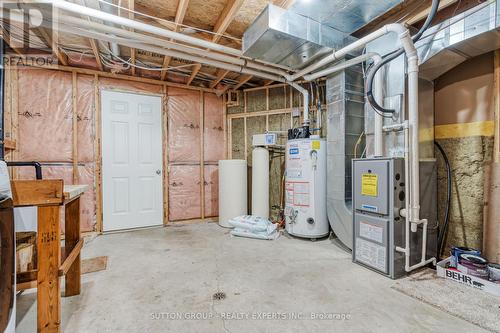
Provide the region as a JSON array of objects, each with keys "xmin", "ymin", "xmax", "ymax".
[{"xmin": 228, "ymin": 215, "xmax": 279, "ymax": 240}]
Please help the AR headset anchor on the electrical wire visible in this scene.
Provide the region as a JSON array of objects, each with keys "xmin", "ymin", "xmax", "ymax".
[{"xmin": 365, "ymin": 0, "xmax": 441, "ymax": 114}]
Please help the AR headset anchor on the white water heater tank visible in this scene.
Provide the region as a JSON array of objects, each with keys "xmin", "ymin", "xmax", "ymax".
[{"xmin": 285, "ymin": 137, "xmax": 329, "ymax": 239}]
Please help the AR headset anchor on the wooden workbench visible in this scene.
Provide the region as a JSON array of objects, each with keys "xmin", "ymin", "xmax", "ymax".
[{"xmin": 13, "ymin": 180, "xmax": 88, "ymax": 333}]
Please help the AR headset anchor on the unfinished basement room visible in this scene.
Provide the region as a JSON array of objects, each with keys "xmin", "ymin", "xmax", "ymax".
[{"xmin": 1, "ymin": 0, "xmax": 500, "ymax": 332}]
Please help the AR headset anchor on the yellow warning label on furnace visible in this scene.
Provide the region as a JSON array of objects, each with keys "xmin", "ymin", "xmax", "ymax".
[
  {"xmin": 311, "ymin": 140, "xmax": 320, "ymax": 150},
  {"xmin": 361, "ymin": 174, "xmax": 378, "ymax": 197}
]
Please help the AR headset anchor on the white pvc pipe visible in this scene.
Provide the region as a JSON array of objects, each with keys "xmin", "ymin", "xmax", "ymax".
[
  {"xmin": 288, "ymin": 82, "xmax": 309, "ymax": 126},
  {"xmin": 53, "ymin": 23, "xmax": 286, "ymax": 82},
  {"xmin": 54, "ymin": 14, "xmax": 291, "ymax": 77},
  {"xmin": 303, "ymin": 53, "xmax": 376, "ymax": 81},
  {"xmin": 287, "ymin": 24, "xmax": 408, "ymax": 81},
  {"xmin": 45, "ymin": 0, "xmax": 243, "ymax": 56},
  {"xmin": 373, "ymin": 54, "xmax": 384, "ymax": 157}
]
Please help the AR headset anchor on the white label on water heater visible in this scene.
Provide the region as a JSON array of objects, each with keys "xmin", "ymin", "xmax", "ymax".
[
  {"xmin": 356, "ymin": 238, "xmax": 387, "ymax": 272},
  {"xmin": 285, "ymin": 181, "xmax": 310, "ymax": 207},
  {"xmin": 359, "ymin": 221, "xmax": 384, "ymax": 244}
]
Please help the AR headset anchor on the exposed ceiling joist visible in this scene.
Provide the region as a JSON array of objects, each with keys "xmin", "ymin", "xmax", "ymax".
[
  {"xmin": 273, "ymin": 0, "xmax": 295, "ymax": 9},
  {"xmin": 233, "ymin": 74, "xmax": 252, "ymax": 90},
  {"xmin": 209, "ymin": 69, "xmax": 230, "ymax": 89},
  {"xmin": 212, "ymin": 0, "xmax": 244, "ymax": 43},
  {"xmin": 161, "ymin": 0, "xmax": 190, "ymax": 81},
  {"xmin": 187, "ymin": 63, "xmax": 202, "ymax": 85},
  {"xmin": 129, "ymin": 0, "xmax": 136, "ymax": 76},
  {"xmin": 34, "ymin": 28, "xmax": 68, "ymax": 66},
  {"xmin": 76, "ymin": 0, "xmax": 103, "ymax": 71}
]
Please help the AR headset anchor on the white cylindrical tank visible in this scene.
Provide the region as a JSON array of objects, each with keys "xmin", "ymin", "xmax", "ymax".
[
  {"xmin": 285, "ymin": 137, "xmax": 329, "ymax": 239},
  {"xmin": 219, "ymin": 160, "xmax": 247, "ymax": 228},
  {"xmin": 252, "ymin": 147, "xmax": 269, "ymax": 219}
]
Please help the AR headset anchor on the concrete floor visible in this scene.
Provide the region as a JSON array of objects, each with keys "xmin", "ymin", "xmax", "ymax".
[{"xmin": 16, "ymin": 223, "xmax": 487, "ymax": 333}]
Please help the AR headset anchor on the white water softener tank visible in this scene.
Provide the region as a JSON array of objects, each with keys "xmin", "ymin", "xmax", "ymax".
[
  {"xmin": 285, "ymin": 137, "xmax": 329, "ymax": 239},
  {"xmin": 219, "ymin": 160, "xmax": 247, "ymax": 228},
  {"xmin": 252, "ymin": 147, "xmax": 269, "ymax": 218}
]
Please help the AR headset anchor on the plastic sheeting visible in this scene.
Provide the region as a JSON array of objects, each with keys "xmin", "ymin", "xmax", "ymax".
[
  {"xmin": 168, "ymin": 165, "xmax": 201, "ymax": 221},
  {"xmin": 168, "ymin": 88, "xmax": 201, "ymax": 163},
  {"xmin": 99, "ymin": 77, "xmax": 163, "ymax": 95},
  {"xmin": 204, "ymin": 93, "xmax": 224, "ymax": 162},
  {"xmin": 204, "ymin": 165, "xmax": 218, "ymax": 218},
  {"xmin": 77, "ymin": 75, "xmax": 95, "ymax": 163},
  {"xmin": 77, "ymin": 164, "xmax": 96, "ymax": 232},
  {"xmin": 14, "ymin": 69, "xmax": 224, "ymax": 230},
  {"xmin": 17, "ymin": 69, "xmax": 73, "ymax": 162}
]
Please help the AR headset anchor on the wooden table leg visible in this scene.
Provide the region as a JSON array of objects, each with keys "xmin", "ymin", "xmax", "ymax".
[
  {"xmin": 64, "ymin": 197, "xmax": 81, "ymax": 297},
  {"xmin": 37, "ymin": 205, "xmax": 61, "ymax": 333}
]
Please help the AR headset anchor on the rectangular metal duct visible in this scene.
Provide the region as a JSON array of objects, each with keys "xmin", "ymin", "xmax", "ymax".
[{"xmin": 242, "ymin": 4, "xmax": 353, "ymax": 69}]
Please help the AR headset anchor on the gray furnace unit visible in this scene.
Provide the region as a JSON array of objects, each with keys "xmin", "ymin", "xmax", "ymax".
[{"xmin": 352, "ymin": 158, "xmax": 438, "ymax": 279}]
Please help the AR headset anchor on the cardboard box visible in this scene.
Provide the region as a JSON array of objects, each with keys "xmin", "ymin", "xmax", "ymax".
[{"xmin": 437, "ymin": 257, "xmax": 500, "ymax": 297}]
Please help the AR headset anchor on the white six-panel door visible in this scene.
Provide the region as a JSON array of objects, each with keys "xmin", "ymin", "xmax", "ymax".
[{"xmin": 101, "ymin": 90, "xmax": 163, "ymax": 231}]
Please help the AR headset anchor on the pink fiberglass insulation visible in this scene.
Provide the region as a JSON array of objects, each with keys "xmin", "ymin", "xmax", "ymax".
[
  {"xmin": 77, "ymin": 164, "xmax": 96, "ymax": 232},
  {"xmin": 168, "ymin": 165, "xmax": 201, "ymax": 221},
  {"xmin": 204, "ymin": 165, "xmax": 219, "ymax": 218},
  {"xmin": 77, "ymin": 74, "xmax": 96, "ymax": 163},
  {"xmin": 204, "ymin": 93, "xmax": 224, "ymax": 162},
  {"xmin": 17, "ymin": 69, "xmax": 73, "ymax": 162},
  {"xmin": 167, "ymin": 87, "xmax": 201, "ymax": 163},
  {"xmin": 99, "ymin": 77, "xmax": 163, "ymax": 95}
]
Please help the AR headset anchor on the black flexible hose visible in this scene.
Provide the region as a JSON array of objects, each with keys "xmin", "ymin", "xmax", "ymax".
[
  {"xmin": 434, "ymin": 141, "xmax": 451, "ymax": 258},
  {"xmin": 365, "ymin": 0, "xmax": 441, "ymax": 114}
]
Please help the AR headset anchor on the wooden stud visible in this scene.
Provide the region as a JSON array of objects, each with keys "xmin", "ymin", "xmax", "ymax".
[
  {"xmin": 495, "ymin": 49, "xmax": 500, "ymax": 163},
  {"xmin": 228, "ymin": 118, "xmax": 232, "ymax": 159},
  {"xmin": 128, "ymin": 0, "xmax": 136, "ymax": 76},
  {"xmin": 162, "ymin": 85, "xmax": 169, "ymax": 225},
  {"xmin": 72, "ymin": 72, "xmax": 79, "ymax": 184},
  {"xmin": 200, "ymin": 91, "xmax": 205, "ymax": 220},
  {"xmin": 64, "ymin": 198, "xmax": 81, "ymax": 297},
  {"xmin": 223, "ymin": 93, "xmax": 228, "ymax": 159},
  {"xmin": 94, "ymin": 75, "xmax": 103, "ymax": 233},
  {"xmin": 37, "ymin": 205, "xmax": 61, "ymax": 333},
  {"xmin": 10, "ymin": 68, "xmax": 19, "ymax": 179}
]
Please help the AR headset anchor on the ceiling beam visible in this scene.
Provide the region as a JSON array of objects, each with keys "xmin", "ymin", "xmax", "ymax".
[
  {"xmin": 33, "ymin": 28, "xmax": 68, "ymax": 66},
  {"xmin": 209, "ymin": 69, "xmax": 230, "ymax": 89},
  {"xmin": 273, "ymin": 0, "xmax": 295, "ymax": 9},
  {"xmin": 186, "ymin": 63, "xmax": 202, "ymax": 85},
  {"xmin": 212, "ymin": 0, "xmax": 244, "ymax": 43},
  {"xmin": 129, "ymin": 0, "xmax": 136, "ymax": 75},
  {"xmin": 76, "ymin": 0, "xmax": 103, "ymax": 71},
  {"xmin": 161, "ymin": 0, "xmax": 190, "ymax": 81},
  {"xmin": 233, "ymin": 74, "xmax": 252, "ymax": 90}
]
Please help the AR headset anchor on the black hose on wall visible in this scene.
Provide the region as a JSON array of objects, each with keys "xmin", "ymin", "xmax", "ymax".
[
  {"xmin": 365, "ymin": 0, "xmax": 441, "ymax": 114},
  {"xmin": 434, "ymin": 141, "xmax": 452, "ymax": 258}
]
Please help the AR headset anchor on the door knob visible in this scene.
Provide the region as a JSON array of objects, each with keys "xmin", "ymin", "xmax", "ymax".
[{"xmin": 156, "ymin": 170, "xmax": 162, "ymax": 175}]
